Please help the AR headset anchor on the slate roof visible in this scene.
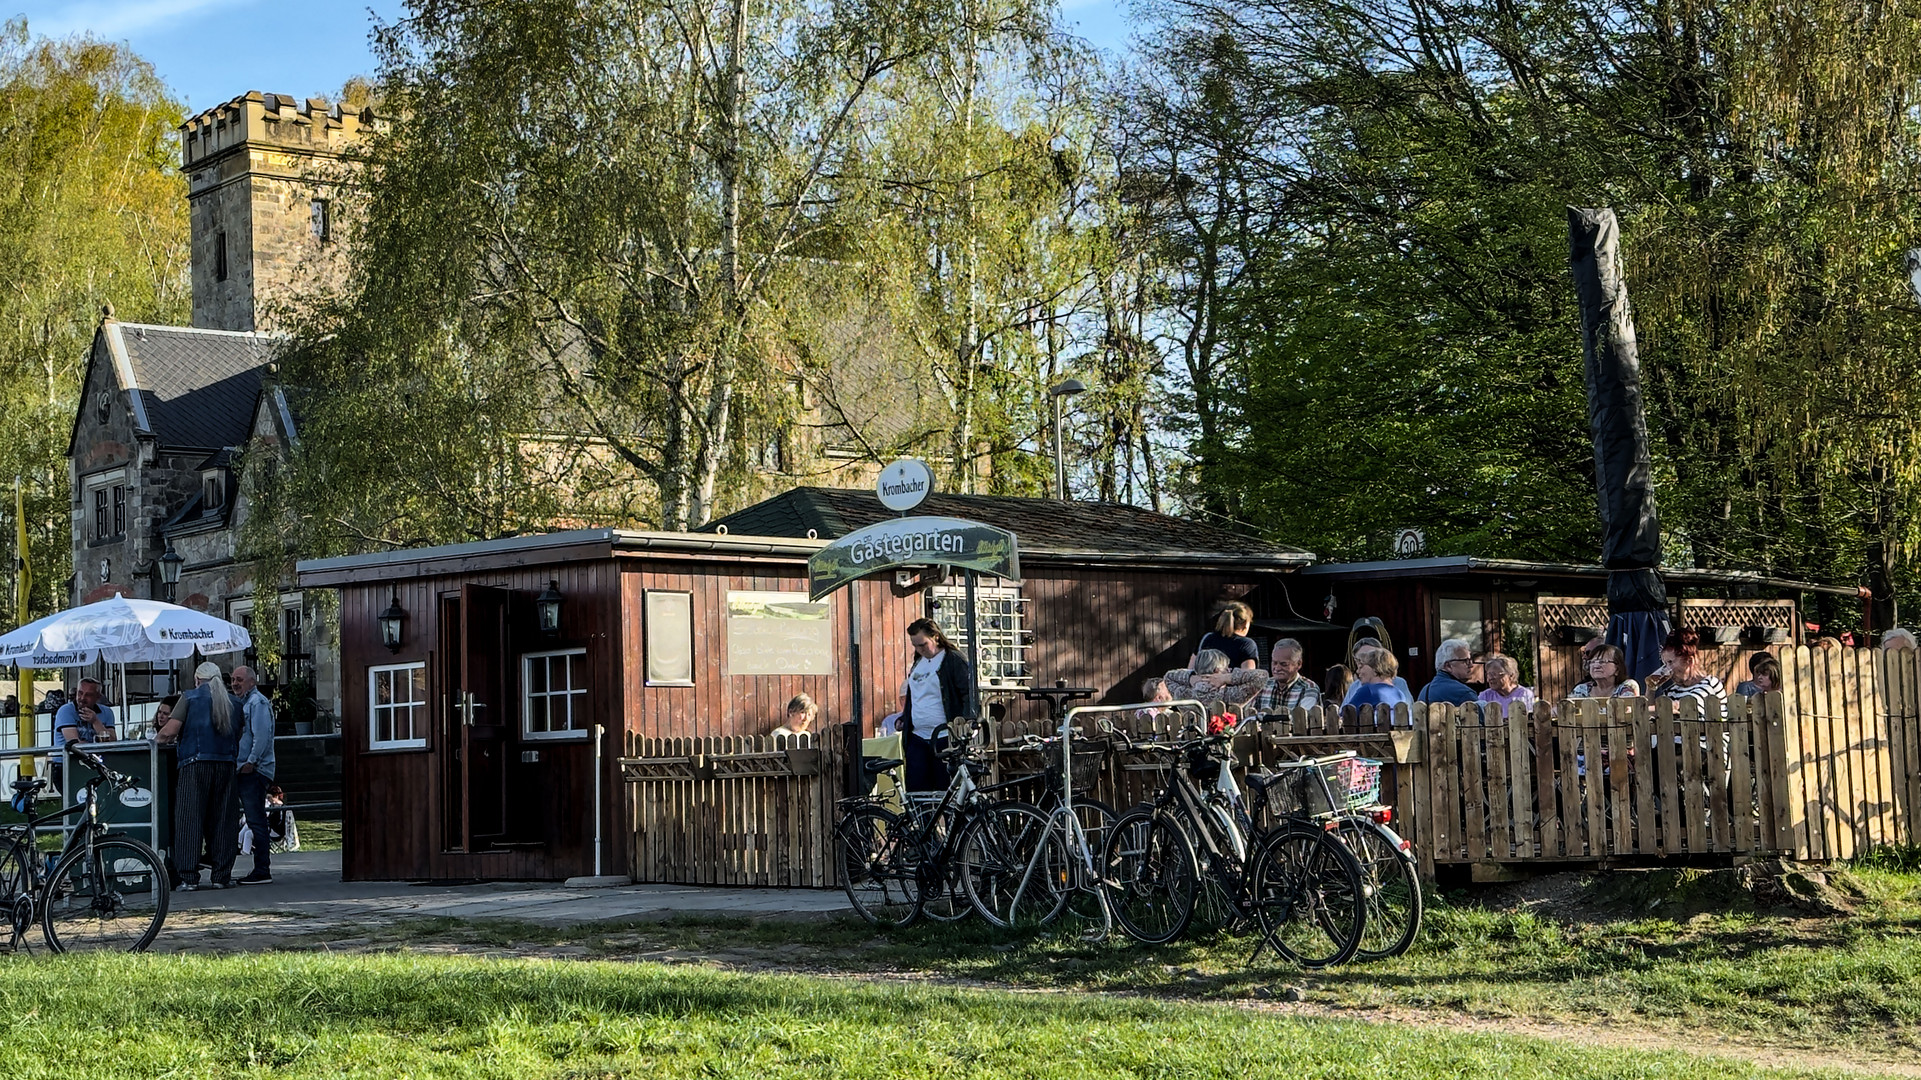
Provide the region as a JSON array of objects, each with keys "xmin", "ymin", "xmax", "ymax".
[
  {"xmin": 102, "ymin": 321, "xmax": 272, "ymax": 451},
  {"xmin": 703, "ymin": 487, "xmax": 1313, "ymax": 566}
]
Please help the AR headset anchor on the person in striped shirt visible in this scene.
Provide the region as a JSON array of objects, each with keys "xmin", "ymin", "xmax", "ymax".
[{"xmin": 1648, "ymin": 627, "xmax": 1727, "ymax": 711}]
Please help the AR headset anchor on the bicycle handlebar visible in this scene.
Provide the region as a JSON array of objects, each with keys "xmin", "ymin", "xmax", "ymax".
[{"xmin": 67, "ymin": 749, "xmax": 134, "ymax": 790}]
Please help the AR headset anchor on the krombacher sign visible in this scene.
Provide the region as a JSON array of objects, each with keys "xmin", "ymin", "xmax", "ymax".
[{"xmin": 808, "ymin": 516, "xmax": 1020, "ymax": 600}]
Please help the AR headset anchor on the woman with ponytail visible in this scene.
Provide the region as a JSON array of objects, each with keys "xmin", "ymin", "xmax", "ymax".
[{"xmin": 159, "ymin": 661, "xmax": 247, "ymax": 891}]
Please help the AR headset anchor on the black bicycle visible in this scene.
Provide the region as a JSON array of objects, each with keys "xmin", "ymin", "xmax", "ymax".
[
  {"xmin": 1102, "ymin": 714, "xmax": 1368, "ymax": 968},
  {"xmin": 0, "ymin": 748, "xmax": 170, "ymax": 953}
]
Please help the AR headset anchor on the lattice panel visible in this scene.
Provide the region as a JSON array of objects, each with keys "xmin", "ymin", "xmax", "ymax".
[
  {"xmin": 1679, "ymin": 599, "xmax": 1796, "ymax": 630},
  {"xmin": 1538, "ymin": 598, "xmax": 1609, "ymax": 635}
]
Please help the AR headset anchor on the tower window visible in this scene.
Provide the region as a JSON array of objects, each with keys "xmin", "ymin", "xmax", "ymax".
[
  {"xmin": 215, "ymin": 230, "xmax": 228, "ymax": 282},
  {"xmin": 311, "ymin": 198, "xmax": 331, "ymax": 243}
]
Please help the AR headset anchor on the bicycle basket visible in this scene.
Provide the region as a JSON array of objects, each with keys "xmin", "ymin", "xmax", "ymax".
[
  {"xmin": 1045, "ymin": 740, "xmax": 1109, "ymax": 790},
  {"xmin": 1184, "ymin": 742, "xmax": 1223, "ymax": 783},
  {"xmin": 1323, "ymin": 756, "xmax": 1383, "ymax": 810},
  {"xmin": 1253, "ymin": 764, "xmax": 1335, "ymax": 821}
]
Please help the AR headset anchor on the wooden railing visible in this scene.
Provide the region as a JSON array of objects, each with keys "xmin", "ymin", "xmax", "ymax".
[
  {"xmin": 622, "ymin": 733, "xmax": 844, "ymax": 887},
  {"xmin": 616, "ymin": 647, "xmax": 1921, "ymax": 887}
]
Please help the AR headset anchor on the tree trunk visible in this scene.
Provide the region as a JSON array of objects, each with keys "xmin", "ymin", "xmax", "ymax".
[{"xmin": 688, "ymin": 0, "xmax": 750, "ymax": 527}]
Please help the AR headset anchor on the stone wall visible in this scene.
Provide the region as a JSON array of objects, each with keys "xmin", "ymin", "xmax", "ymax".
[{"xmin": 183, "ymin": 92, "xmax": 377, "ymax": 332}]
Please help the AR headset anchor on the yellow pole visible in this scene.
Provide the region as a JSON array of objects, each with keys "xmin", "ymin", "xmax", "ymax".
[{"xmin": 15, "ymin": 477, "xmax": 31, "ymax": 773}]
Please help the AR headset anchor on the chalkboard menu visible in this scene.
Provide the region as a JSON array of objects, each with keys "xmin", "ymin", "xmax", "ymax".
[{"xmin": 726, "ymin": 591, "xmax": 833, "ymax": 675}]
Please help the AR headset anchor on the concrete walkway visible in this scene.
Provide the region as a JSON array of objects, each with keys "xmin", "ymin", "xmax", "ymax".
[{"xmin": 166, "ymin": 849, "xmax": 848, "ymax": 929}]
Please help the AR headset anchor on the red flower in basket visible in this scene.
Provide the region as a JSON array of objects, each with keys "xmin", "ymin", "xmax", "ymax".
[{"xmin": 1209, "ymin": 714, "xmax": 1235, "ymax": 736}]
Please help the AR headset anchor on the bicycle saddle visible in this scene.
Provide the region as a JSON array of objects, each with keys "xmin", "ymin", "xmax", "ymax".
[
  {"xmin": 1242, "ymin": 772, "xmax": 1288, "ymax": 794},
  {"xmin": 9, "ymin": 777, "xmax": 43, "ymax": 793},
  {"xmin": 861, "ymin": 756, "xmax": 904, "ymax": 774}
]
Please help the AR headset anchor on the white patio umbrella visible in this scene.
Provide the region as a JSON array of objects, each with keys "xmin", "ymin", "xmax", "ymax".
[{"xmin": 0, "ymin": 596, "xmax": 252, "ymax": 730}]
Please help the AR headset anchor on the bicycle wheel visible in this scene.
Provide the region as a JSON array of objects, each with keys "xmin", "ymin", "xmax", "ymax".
[
  {"xmin": 1102, "ymin": 810, "xmax": 1197, "ymax": 944},
  {"xmin": 836, "ymin": 806, "xmax": 923, "ymax": 930},
  {"xmin": 0, "ymin": 837, "xmax": 33, "ymax": 951},
  {"xmin": 957, "ymin": 801, "xmax": 1065, "ymax": 929},
  {"xmin": 1250, "ymin": 825, "xmax": 1364, "ymax": 969},
  {"xmin": 41, "ymin": 835, "xmax": 169, "ymax": 953},
  {"xmin": 1058, "ymin": 797, "xmax": 1117, "ymax": 922},
  {"xmin": 1334, "ymin": 818, "xmax": 1424, "ymax": 960}
]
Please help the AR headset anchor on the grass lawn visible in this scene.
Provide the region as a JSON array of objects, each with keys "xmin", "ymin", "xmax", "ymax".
[
  {"xmin": 0, "ymin": 951, "xmax": 1881, "ymax": 1079},
  {"xmin": 303, "ymin": 862, "xmax": 1921, "ymax": 1060}
]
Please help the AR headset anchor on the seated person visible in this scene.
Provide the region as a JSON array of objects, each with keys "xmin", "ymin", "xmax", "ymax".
[
  {"xmin": 241, "ymin": 784, "xmax": 300, "ymax": 855},
  {"xmin": 771, "ymin": 693, "xmax": 818, "ymax": 738},
  {"xmin": 1136, "ymin": 677, "xmax": 1173, "ymax": 719},
  {"xmin": 1343, "ymin": 637, "xmax": 1411, "ymax": 705},
  {"xmin": 1322, "ymin": 664, "xmax": 1354, "ymax": 706},
  {"xmin": 1570, "ymin": 644, "xmax": 1640, "ymax": 699},
  {"xmin": 1418, "ymin": 638, "xmax": 1480, "ymax": 705},
  {"xmin": 1476, "ymin": 653, "xmax": 1536, "ymax": 715},
  {"xmin": 52, "ymin": 678, "xmax": 115, "ymax": 795},
  {"xmin": 1164, "ymin": 649, "xmax": 1267, "ymax": 710},
  {"xmin": 1252, "ymin": 638, "xmax": 1322, "ymax": 715},
  {"xmin": 1735, "ymin": 652, "xmax": 1780, "ymax": 697},
  {"xmin": 1347, "ymin": 646, "xmax": 1410, "ymax": 709}
]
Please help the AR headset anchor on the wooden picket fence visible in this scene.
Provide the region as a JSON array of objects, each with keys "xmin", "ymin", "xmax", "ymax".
[
  {"xmin": 621, "ymin": 733, "xmax": 844, "ymax": 887},
  {"xmin": 614, "ymin": 647, "xmax": 1921, "ymax": 887}
]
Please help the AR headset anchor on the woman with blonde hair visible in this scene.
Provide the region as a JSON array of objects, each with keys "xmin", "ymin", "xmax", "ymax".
[
  {"xmin": 1347, "ymin": 646, "xmax": 1410, "ymax": 709},
  {"xmin": 1189, "ymin": 601, "xmax": 1258, "ymax": 670}
]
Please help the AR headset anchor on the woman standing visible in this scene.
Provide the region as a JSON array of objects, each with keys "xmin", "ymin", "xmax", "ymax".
[
  {"xmin": 157, "ymin": 662, "xmax": 245, "ymax": 891},
  {"xmin": 1569, "ymin": 645, "xmax": 1641, "ymax": 699},
  {"xmin": 897, "ymin": 618, "xmax": 973, "ymax": 791},
  {"xmin": 1190, "ymin": 601, "xmax": 1259, "ymax": 670}
]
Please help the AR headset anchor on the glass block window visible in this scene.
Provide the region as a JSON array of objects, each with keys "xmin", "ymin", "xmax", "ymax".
[{"xmin": 927, "ymin": 584, "xmax": 1031, "ymax": 688}]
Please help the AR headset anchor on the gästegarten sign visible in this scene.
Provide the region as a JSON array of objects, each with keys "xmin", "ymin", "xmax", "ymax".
[{"xmin": 808, "ymin": 516, "xmax": 1020, "ymax": 600}]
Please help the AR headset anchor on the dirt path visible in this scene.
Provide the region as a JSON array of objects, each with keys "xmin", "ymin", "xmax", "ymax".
[{"xmin": 150, "ymin": 909, "xmax": 1921, "ymax": 1078}]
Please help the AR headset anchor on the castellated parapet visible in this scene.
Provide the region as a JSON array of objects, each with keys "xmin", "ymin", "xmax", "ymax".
[{"xmin": 182, "ymin": 92, "xmax": 383, "ymax": 332}]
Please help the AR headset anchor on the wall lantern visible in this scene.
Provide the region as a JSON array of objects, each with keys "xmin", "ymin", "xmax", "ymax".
[
  {"xmin": 378, "ymin": 591, "xmax": 407, "ymax": 653},
  {"xmin": 536, "ymin": 580, "xmax": 564, "ymax": 635},
  {"xmin": 158, "ymin": 540, "xmax": 184, "ymax": 602}
]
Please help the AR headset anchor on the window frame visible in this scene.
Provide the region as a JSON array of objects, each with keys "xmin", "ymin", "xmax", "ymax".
[
  {"xmin": 521, "ymin": 647, "xmax": 589, "ymax": 741},
  {"xmin": 368, "ymin": 661, "xmax": 429, "ymax": 751}
]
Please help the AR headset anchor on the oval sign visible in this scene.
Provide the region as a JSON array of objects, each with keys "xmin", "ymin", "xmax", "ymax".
[
  {"xmin": 118, "ymin": 787, "xmax": 154, "ymax": 809},
  {"xmin": 876, "ymin": 459, "xmax": 933, "ymax": 512}
]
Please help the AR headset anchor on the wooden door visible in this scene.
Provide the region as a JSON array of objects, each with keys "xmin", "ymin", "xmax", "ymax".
[{"xmin": 461, "ymin": 584, "xmax": 513, "ymax": 848}]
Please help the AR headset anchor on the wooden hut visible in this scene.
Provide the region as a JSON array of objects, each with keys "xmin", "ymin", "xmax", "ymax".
[{"xmin": 297, "ymin": 494, "xmax": 1312, "ymax": 881}]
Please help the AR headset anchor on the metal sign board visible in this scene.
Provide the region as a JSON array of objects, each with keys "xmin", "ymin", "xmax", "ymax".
[
  {"xmin": 808, "ymin": 516, "xmax": 1019, "ymax": 601},
  {"xmin": 876, "ymin": 459, "xmax": 934, "ymax": 512}
]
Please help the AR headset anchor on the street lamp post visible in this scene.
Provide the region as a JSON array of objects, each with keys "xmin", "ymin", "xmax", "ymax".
[
  {"xmin": 158, "ymin": 540, "xmax": 183, "ymax": 603},
  {"xmin": 1049, "ymin": 378, "xmax": 1086, "ymax": 501}
]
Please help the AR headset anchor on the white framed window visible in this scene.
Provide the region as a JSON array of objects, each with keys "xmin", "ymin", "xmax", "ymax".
[
  {"xmin": 369, "ymin": 662, "xmax": 428, "ymax": 750},
  {"xmin": 523, "ymin": 648, "xmax": 588, "ymax": 739},
  {"xmin": 928, "ymin": 583, "xmax": 1031, "ymax": 688}
]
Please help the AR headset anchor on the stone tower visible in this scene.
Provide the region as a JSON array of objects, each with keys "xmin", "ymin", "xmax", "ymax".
[{"xmin": 181, "ymin": 92, "xmax": 380, "ymax": 331}]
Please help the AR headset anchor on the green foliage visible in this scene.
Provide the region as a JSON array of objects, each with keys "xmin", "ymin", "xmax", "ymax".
[
  {"xmin": 0, "ymin": 21, "xmax": 186, "ymax": 621},
  {"xmin": 1128, "ymin": 0, "xmax": 1921, "ymax": 591}
]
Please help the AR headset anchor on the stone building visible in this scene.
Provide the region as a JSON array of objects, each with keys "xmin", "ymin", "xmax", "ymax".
[{"xmin": 64, "ymin": 92, "xmax": 368, "ymax": 732}]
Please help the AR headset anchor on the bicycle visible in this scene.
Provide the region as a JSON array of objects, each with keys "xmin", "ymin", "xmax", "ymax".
[
  {"xmin": 1248, "ymin": 751, "xmax": 1423, "ymax": 960},
  {"xmin": 959, "ymin": 707, "xmax": 1126, "ymax": 933},
  {"xmin": 835, "ymin": 720, "xmax": 1050, "ymax": 928},
  {"xmin": 1101, "ymin": 706, "xmax": 1368, "ymax": 968},
  {"xmin": 0, "ymin": 748, "xmax": 170, "ymax": 953}
]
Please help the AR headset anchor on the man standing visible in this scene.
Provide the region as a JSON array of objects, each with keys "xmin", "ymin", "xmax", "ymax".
[
  {"xmin": 232, "ymin": 666, "xmax": 276, "ymax": 885},
  {"xmin": 52, "ymin": 677, "xmax": 116, "ymax": 796},
  {"xmin": 1252, "ymin": 638, "xmax": 1322, "ymax": 715},
  {"xmin": 1418, "ymin": 639, "xmax": 1480, "ymax": 704}
]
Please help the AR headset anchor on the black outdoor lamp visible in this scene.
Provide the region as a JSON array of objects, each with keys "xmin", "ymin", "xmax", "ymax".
[
  {"xmin": 158, "ymin": 540, "xmax": 184, "ymax": 602},
  {"xmin": 378, "ymin": 591, "xmax": 407, "ymax": 653},
  {"xmin": 535, "ymin": 579, "xmax": 564, "ymax": 636}
]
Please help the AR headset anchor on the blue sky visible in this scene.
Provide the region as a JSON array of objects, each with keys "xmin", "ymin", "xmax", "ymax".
[{"xmin": 14, "ymin": 0, "xmax": 1135, "ymax": 114}]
